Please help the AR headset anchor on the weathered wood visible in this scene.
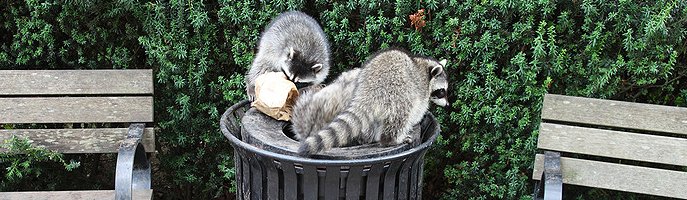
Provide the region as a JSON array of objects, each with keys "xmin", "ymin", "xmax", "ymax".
[
  {"xmin": 0, "ymin": 70, "xmax": 153, "ymax": 95},
  {"xmin": 0, "ymin": 97, "xmax": 153, "ymax": 123},
  {"xmin": 538, "ymin": 123, "xmax": 687, "ymax": 167},
  {"xmin": 541, "ymin": 94, "xmax": 687, "ymax": 135},
  {"xmin": 533, "ymin": 154, "xmax": 687, "ymax": 199},
  {"xmin": 0, "ymin": 189, "xmax": 152, "ymax": 200},
  {"xmin": 0, "ymin": 128, "xmax": 155, "ymax": 153}
]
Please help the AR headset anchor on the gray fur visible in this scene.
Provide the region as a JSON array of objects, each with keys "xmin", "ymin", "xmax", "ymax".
[
  {"xmin": 246, "ymin": 11, "xmax": 331, "ymax": 101},
  {"xmin": 291, "ymin": 68, "xmax": 361, "ymax": 141},
  {"xmin": 298, "ymin": 48, "xmax": 449, "ymax": 156}
]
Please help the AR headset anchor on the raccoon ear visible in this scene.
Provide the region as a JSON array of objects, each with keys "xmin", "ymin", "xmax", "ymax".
[
  {"xmin": 312, "ymin": 64, "xmax": 323, "ymax": 72},
  {"xmin": 439, "ymin": 59, "xmax": 447, "ymax": 66},
  {"xmin": 431, "ymin": 65, "xmax": 444, "ymax": 77}
]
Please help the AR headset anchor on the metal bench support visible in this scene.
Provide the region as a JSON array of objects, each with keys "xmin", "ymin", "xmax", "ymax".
[
  {"xmin": 115, "ymin": 123, "xmax": 151, "ymax": 200},
  {"xmin": 543, "ymin": 151, "xmax": 562, "ymax": 200}
]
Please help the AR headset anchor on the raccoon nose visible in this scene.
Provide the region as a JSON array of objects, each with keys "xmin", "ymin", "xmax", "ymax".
[{"xmin": 295, "ymin": 82, "xmax": 310, "ymax": 89}]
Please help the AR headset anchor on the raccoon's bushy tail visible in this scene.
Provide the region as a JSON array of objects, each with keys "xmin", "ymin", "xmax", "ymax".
[
  {"xmin": 290, "ymin": 87, "xmax": 319, "ymax": 141},
  {"xmin": 298, "ymin": 110, "xmax": 365, "ymax": 156}
]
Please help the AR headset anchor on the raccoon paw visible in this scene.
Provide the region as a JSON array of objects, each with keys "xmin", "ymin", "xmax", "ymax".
[
  {"xmin": 246, "ymin": 87, "xmax": 256, "ymax": 102},
  {"xmin": 403, "ymin": 137, "xmax": 413, "ymax": 144}
]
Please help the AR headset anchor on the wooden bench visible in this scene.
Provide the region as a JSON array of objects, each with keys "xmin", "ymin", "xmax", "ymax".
[
  {"xmin": 0, "ymin": 70, "xmax": 155, "ymax": 199},
  {"xmin": 532, "ymin": 94, "xmax": 687, "ymax": 199}
]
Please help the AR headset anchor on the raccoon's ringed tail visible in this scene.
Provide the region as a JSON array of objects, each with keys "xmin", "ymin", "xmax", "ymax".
[
  {"xmin": 298, "ymin": 126, "xmax": 343, "ymax": 156},
  {"xmin": 298, "ymin": 136, "xmax": 323, "ymax": 156}
]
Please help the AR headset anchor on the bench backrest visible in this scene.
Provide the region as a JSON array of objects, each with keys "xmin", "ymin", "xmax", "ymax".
[
  {"xmin": 0, "ymin": 70, "xmax": 155, "ymax": 154},
  {"xmin": 533, "ymin": 94, "xmax": 687, "ymax": 198}
]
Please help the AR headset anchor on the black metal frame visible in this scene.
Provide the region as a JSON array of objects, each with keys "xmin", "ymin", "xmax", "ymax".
[
  {"xmin": 115, "ymin": 123, "xmax": 151, "ymax": 200},
  {"xmin": 534, "ymin": 151, "xmax": 563, "ymax": 200}
]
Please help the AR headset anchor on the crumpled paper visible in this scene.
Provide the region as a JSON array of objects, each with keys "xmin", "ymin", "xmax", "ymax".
[{"xmin": 251, "ymin": 72, "xmax": 299, "ymax": 121}]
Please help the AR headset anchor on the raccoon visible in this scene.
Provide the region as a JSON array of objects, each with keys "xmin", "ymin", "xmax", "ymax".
[
  {"xmin": 290, "ymin": 68, "xmax": 361, "ymax": 141},
  {"xmin": 246, "ymin": 11, "xmax": 331, "ymax": 101},
  {"xmin": 298, "ymin": 48, "xmax": 449, "ymax": 156}
]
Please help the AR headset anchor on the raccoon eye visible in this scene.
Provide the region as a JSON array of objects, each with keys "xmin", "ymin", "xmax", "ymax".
[{"xmin": 431, "ymin": 89, "xmax": 447, "ymax": 98}]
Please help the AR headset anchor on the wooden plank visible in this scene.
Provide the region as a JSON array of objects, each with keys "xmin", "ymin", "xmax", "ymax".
[
  {"xmin": 0, "ymin": 70, "xmax": 153, "ymax": 95},
  {"xmin": 0, "ymin": 128, "xmax": 155, "ymax": 153},
  {"xmin": 541, "ymin": 94, "xmax": 687, "ymax": 135},
  {"xmin": 0, "ymin": 189, "xmax": 153, "ymax": 200},
  {"xmin": 538, "ymin": 123, "xmax": 687, "ymax": 167},
  {"xmin": 0, "ymin": 97, "xmax": 153, "ymax": 123},
  {"xmin": 533, "ymin": 154, "xmax": 687, "ymax": 199}
]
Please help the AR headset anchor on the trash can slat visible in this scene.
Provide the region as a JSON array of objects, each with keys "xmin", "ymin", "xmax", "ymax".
[{"xmin": 220, "ymin": 101, "xmax": 440, "ymax": 200}]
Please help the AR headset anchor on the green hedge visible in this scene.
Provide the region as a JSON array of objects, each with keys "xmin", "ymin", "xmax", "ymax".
[{"xmin": 1, "ymin": 1, "xmax": 685, "ymax": 199}]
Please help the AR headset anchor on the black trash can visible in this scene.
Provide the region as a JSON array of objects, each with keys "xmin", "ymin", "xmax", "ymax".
[{"xmin": 220, "ymin": 100, "xmax": 440, "ymax": 200}]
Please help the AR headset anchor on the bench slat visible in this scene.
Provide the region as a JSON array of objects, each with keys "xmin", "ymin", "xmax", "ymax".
[
  {"xmin": 0, "ymin": 97, "xmax": 153, "ymax": 123},
  {"xmin": 0, "ymin": 189, "xmax": 152, "ymax": 200},
  {"xmin": 0, "ymin": 128, "xmax": 155, "ymax": 153},
  {"xmin": 0, "ymin": 70, "xmax": 153, "ymax": 95},
  {"xmin": 541, "ymin": 94, "xmax": 687, "ymax": 135},
  {"xmin": 538, "ymin": 123, "xmax": 687, "ymax": 167},
  {"xmin": 533, "ymin": 154, "xmax": 687, "ymax": 199}
]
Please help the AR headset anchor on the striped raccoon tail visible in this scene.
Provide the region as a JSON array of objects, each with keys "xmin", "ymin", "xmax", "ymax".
[{"xmin": 297, "ymin": 111, "xmax": 363, "ymax": 156}]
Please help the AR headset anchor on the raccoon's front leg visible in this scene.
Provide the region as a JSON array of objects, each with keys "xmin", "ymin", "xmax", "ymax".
[{"xmin": 246, "ymin": 83, "xmax": 256, "ymax": 101}]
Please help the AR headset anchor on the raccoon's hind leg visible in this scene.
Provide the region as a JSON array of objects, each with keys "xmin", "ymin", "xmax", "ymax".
[{"xmin": 379, "ymin": 114, "xmax": 413, "ymax": 146}]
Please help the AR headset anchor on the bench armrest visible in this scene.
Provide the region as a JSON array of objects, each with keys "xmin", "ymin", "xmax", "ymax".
[
  {"xmin": 544, "ymin": 151, "xmax": 562, "ymax": 200},
  {"xmin": 115, "ymin": 123, "xmax": 151, "ymax": 200}
]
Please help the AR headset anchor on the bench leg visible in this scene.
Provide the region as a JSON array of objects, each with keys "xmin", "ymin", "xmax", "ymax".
[
  {"xmin": 115, "ymin": 123, "xmax": 151, "ymax": 200},
  {"xmin": 543, "ymin": 151, "xmax": 563, "ymax": 200}
]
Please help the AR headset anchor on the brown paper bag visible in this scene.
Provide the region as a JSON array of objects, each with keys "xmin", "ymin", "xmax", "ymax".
[{"xmin": 251, "ymin": 72, "xmax": 299, "ymax": 121}]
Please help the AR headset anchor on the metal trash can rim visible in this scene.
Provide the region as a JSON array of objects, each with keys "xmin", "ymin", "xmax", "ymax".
[{"xmin": 220, "ymin": 100, "xmax": 440, "ymax": 166}]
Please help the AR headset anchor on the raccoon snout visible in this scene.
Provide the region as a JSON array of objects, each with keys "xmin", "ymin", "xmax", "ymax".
[{"xmin": 432, "ymin": 98, "xmax": 449, "ymax": 108}]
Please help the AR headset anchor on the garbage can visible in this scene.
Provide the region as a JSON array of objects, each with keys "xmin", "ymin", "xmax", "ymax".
[{"xmin": 220, "ymin": 100, "xmax": 440, "ymax": 200}]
